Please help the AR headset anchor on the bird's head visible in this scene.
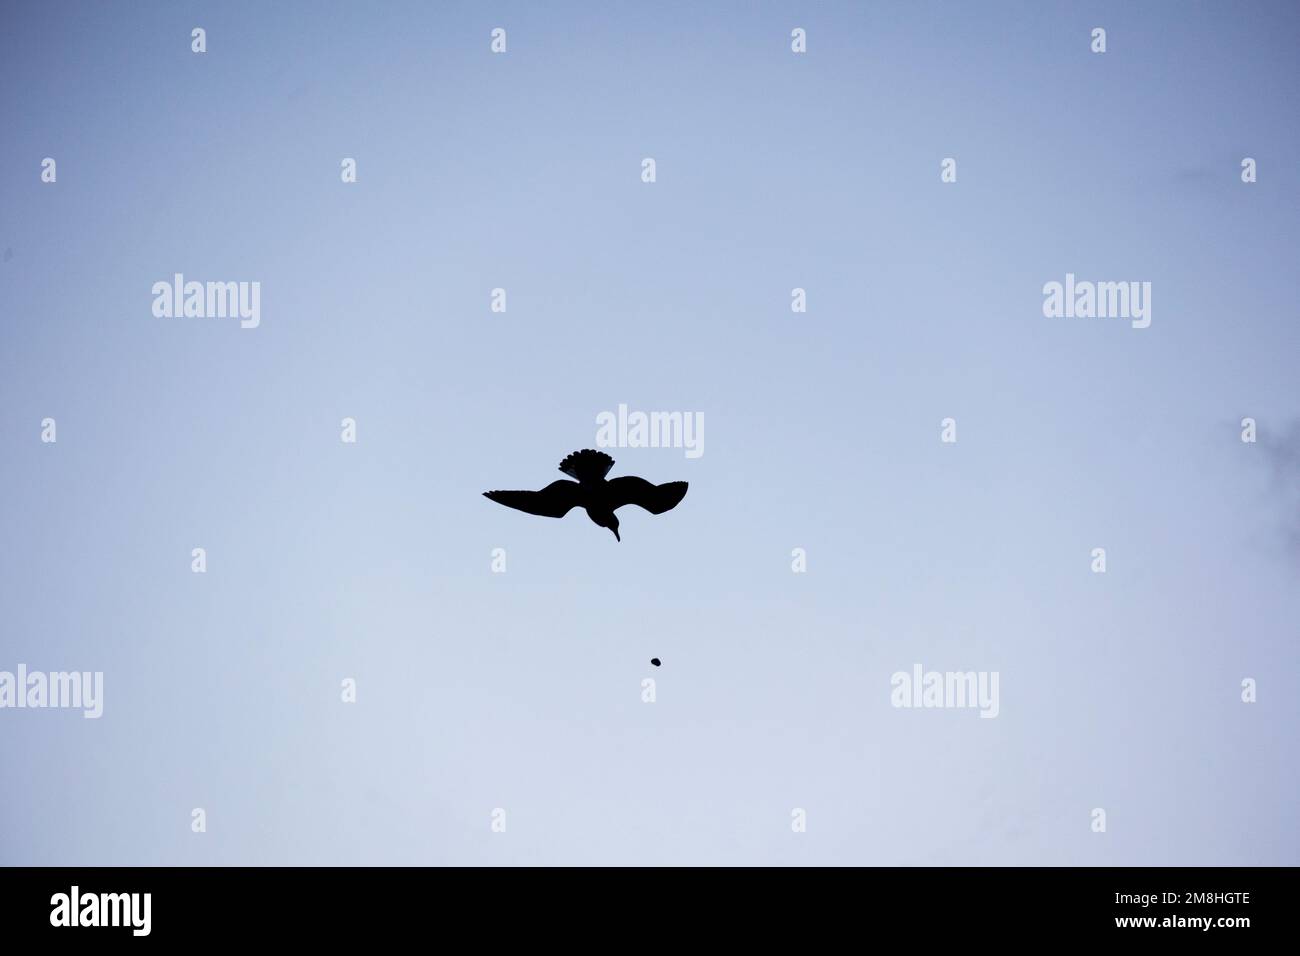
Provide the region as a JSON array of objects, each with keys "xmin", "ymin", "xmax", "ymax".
[{"xmin": 600, "ymin": 513, "xmax": 621, "ymax": 541}]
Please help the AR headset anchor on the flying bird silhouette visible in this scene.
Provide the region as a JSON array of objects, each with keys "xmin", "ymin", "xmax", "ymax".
[{"xmin": 484, "ymin": 449, "xmax": 687, "ymax": 541}]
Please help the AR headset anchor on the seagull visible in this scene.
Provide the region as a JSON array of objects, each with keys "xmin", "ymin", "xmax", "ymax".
[{"xmin": 484, "ymin": 449, "xmax": 688, "ymax": 541}]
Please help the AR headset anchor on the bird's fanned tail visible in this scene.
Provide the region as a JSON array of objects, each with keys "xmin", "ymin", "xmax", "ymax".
[{"xmin": 558, "ymin": 449, "xmax": 615, "ymax": 482}]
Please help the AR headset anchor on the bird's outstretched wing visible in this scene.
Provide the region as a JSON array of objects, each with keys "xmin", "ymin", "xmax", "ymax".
[
  {"xmin": 606, "ymin": 477, "xmax": 688, "ymax": 514},
  {"xmin": 483, "ymin": 480, "xmax": 582, "ymax": 518}
]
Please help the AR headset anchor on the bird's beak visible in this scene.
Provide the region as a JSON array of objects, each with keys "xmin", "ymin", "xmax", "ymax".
[{"xmin": 612, "ymin": 528, "xmax": 620, "ymax": 542}]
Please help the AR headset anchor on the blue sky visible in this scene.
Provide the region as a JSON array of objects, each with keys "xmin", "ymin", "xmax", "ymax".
[{"xmin": 1, "ymin": 1, "xmax": 1297, "ymax": 864}]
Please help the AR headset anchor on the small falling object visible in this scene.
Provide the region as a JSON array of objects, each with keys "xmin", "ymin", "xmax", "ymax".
[{"xmin": 650, "ymin": 658, "xmax": 661, "ymax": 667}]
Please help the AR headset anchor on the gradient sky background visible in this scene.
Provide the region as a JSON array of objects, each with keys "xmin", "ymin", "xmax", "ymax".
[{"xmin": 1, "ymin": 1, "xmax": 1297, "ymax": 865}]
